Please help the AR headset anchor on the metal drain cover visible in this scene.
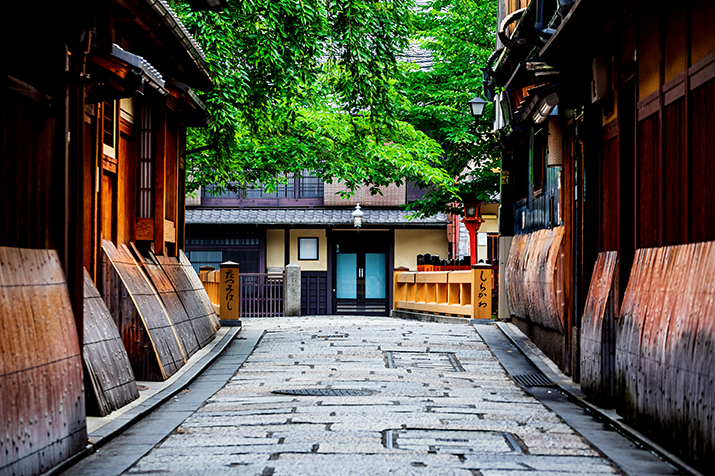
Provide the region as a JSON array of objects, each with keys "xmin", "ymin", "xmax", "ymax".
[
  {"xmin": 272, "ymin": 388, "xmax": 372, "ymax": 396},
  {"xmin": 384, "ymin": 429, "xmax": 525, "ymax": 454},
  {"xmin": 513, "ymin": 373, "xmax": 554, "ymax": 387},
  {"xmin": 385, "ymin": 351, "xmax": 464, "ymax": 372}
]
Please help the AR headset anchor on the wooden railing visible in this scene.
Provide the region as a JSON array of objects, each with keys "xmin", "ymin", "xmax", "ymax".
[
  {"xmin": 199, "ymin": 267, "xmax": 285, "ymax": 318},
  {"xmin": 393, "ymin": 266, "xmax": 493, "ymax": 319},
  {"xmin": 200, "ymin": 269, "xmax": 220, "ymax": 307}
]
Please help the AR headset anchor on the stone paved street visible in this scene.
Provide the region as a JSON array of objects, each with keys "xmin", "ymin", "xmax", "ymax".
[{"xmin": 118, "ymin": 316, "xmax": 630, "ymax": 475}]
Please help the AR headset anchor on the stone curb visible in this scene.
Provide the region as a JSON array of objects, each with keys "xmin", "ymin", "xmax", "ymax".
[{"xmin": 44, "ymin": 326, "xmax": 242, "ymax": 476}]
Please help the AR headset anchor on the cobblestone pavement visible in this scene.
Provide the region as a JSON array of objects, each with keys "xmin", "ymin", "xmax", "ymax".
[{"xmin": 124, "ymin": 316, "xmax": 625, "ymax": 475}]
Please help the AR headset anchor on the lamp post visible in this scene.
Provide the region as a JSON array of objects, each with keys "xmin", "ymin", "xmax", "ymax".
[
  {"xmin": 462, "ymin": 201, "xmax": 484, "ymax": 266},
  {"xmin": 468, "ymin": 96, "xmax": 492, "ymax": 126}
]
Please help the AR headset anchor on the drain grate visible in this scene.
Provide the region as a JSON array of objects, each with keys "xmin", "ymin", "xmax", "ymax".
[
  {"xmin": 312, "ymin": 334, "xmax": 349, "ymax": 339},
  {"xmin": 385, "ymin": 351, "xmax": 464, "ymax": 372},
  {"xmin": 384, "ymin": 429, "xmax": 525, "ymax": 454},
  {"xmin": 272, "ymin": 388, "xmax": 372, "ymax": 396},
  {"xmin": 512, "ymin": 373, "xmax": 554, "ymax": 387}
]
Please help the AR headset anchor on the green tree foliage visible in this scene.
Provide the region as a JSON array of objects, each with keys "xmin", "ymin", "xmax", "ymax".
[
  {"xmin": 175, "ymin": 0, "xmax": 455, "ymax": 198},
  {"xmin": 175, "ymin": 0, "xmax": 499, "ymax": 214},
  {"xmin": 399, "ymin": 0, "xmax": 500, "ymax": 216}
]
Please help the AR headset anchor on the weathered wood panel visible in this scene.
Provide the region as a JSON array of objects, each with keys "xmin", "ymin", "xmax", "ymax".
[
  {"xmin": 504, "ymin": 227, "xmax": 565, "ymax": 332},
  {"xmin": 101, "ymin": 240, "xmax": 185, "ymax": 380},
  {"xmin": 178, "ymin": 250, "xmax": 221, "ymax": 331},
  {"xmin": 153, "ymin": 250, "xmax": 217, "ymax": 349},
  {"xmin": 580, "ymin": 252, "xmax": 619, "ymax": 405},
  {"xmin": 132, "ymin": 244, "xmax": 200, "ymax": 358},
  {"xmin": 83, "ymin": 269, "xmax": 139, "ymax": 417},
  {"xmin": 616, "ymin": 242, "xmax": 715, "ymax": 470},
  {"xmin": 0, "ymin": 248, "xmax": 86, "ymax": 476}
]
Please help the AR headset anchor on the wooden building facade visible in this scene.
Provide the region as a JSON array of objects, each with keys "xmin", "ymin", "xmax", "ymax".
[
  {"xmin": 491, "ymin": 0, "xmax": 715, "ymax": 470},
  {"xmin": 1, "ymin": 0, "xmax": 222, "ymax": 474}
]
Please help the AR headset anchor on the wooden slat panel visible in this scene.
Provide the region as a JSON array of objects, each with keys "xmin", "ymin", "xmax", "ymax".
[
  {"xmin": 0, "ymin": 248, "xmax": 86, "ymax": 475},
  {"xmin": 101, "ymin": 240, "xmax": 185, "ymax": 380},
  {"xmin": 136, "ymin": 217, "xmax": 154, "ymax": 241},
  {"xmin": 691, "ymin": 80, "xmax": 715, "ymax": 243},
  {"xmin": 580, "ymin": 252, "xmax": 619, "ymax": 405},
  {"xmin": 616, "ymin": 242, "xmax": 715, "ymax": 468},
  {"xmin": 83, "ymin": 269, "xmax": 139, "ymax": 417},
  {"xmin": 132, "ymin": 244, "xmax": 200, "ymax": 358},
  {"xmin": 504, "ymin": 227, "xmax": 565, "ymax": 332},
  {"xmin": 155, "ymin": 252, "xmax": 218, "ymax": 348}
]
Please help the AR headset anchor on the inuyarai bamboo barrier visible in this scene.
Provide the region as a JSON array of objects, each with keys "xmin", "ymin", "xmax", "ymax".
[
  {"xmin": 0, "ymin": 248, "xmax": 86, "ymax": 476},
  {"xmin": 617, "ymin": 242, "xmax": 715, "ymax": 469},
  {"xmin": 83, "ymin": 269, "xmax": 139, "ymax": 417},
  {"xmin": 504, "ymin": 227, "xmax": 565, "ymax": 332},
  {"xmin": 580, "ymin": 251, "xmax": 618, "ymax": 405}
]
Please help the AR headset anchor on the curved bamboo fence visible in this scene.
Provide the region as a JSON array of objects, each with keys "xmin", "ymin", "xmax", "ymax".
[
  {"xmin": 580, "ymin": 251, "xmax": 618, "ymax": 405},
  {"xmin": 504, "ymin": 227, "xmax": 565, "ymax": 332},
  {"xmin": 0, "ymin": 248, "xmax": 86, "ymax": 475},
  {"xmin": 617, "ymin": 242, "xmax": 715, "ymax": 469}
]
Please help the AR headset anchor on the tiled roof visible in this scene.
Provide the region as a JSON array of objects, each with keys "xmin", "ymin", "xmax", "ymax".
[{"xmin": 185, "ymin": 208, "xmax": 448, "ymax": 226}]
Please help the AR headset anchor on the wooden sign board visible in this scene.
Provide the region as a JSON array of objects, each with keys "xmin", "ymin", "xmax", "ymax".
[
  {"xmin": 220, "ymin": 262, "xmax": 240, "ymax": 321},
  {"xmin": 472, "ymin": 266, "xmax": 493, "ymax": 319}
]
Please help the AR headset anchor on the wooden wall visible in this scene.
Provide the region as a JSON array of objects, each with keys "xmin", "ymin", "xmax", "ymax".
[
  {"xmin": 0, "ymin": 248, "xmax": 86, "ymax": 475},
  {"xmin": 616, "ymin": 242, "xmax": 715, "ymax": 472},
  {"xmin": 1, "ymin": 86, "xmax": 60, "ymax": 252}
]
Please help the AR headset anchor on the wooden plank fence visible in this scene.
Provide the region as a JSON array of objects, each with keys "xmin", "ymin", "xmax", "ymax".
[
  {"xmin": 616, "ymin": 241, "xmax": 715, "ymax": 469},
  {"xmin": 83, "ymin": 269, "xmax": 139, "ymax": 417},
  {"xmin": 0, "ymin": 248, "xmax": 86, "ymax": 476}
]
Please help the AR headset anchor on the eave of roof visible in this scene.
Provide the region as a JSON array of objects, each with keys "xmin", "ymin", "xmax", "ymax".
[
  {"xmin": 114, "ymin": 0, "xmax": 213, "ymax": 91},
  {"xmin": 185, "ymin": 208, "xmax": 449, "ymax": 226}
]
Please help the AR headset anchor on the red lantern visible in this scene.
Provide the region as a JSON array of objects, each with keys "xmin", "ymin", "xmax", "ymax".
[{"xmin": 462, "ymin": 201, "xmax": 484, "ymax": 267}]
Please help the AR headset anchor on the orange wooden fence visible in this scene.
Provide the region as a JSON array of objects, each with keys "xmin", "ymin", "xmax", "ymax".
[{"xmin": 393, "ymin": 267, "xmax": 493, "ymax": 319}]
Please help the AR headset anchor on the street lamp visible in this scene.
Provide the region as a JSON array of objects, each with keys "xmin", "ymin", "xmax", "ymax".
[
  {"xmin": 467, "ymin": 96, "xmax": 492, "ymax": 126},
  {"xmin": 352, "ymin": 203, "xmax": 364, "ymax": 231}
]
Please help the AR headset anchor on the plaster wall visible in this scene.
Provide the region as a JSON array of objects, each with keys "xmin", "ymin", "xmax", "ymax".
[{"xmin": 394, "ymin": 229, "xmax": 448, "ymax": 270}]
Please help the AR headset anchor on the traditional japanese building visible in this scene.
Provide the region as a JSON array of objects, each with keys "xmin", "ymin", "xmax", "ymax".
[{"xmin": 490, "ymin": 0, "xmax": 715, "ymax": 470}]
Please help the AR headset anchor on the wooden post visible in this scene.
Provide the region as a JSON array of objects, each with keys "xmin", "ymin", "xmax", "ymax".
[
  {"xmin": 471, "ymin": 264, "xmax": 492, "ymax": 319},
  {"xmin": 220, "ymin": 261, "xmax": 240, "ymax": 322},
  {"xmin": 393, "ymin": 267, "xmax": 409, "ymax": 310}
]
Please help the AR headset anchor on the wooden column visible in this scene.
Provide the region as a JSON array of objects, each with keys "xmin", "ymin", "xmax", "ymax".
[{"xmin": 153, "ymin": 98, "xmax": 166, "ymax": 255}]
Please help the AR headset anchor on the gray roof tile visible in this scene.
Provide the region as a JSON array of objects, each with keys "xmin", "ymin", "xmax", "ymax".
[{"xmin": 185, "ymin": 208, "xmax": 447, "ymax": 226}]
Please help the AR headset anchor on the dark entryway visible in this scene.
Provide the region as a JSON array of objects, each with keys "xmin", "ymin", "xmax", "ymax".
[{"xmin": 332, "ymin": 231, "xmax": 389, "ymax": 315}]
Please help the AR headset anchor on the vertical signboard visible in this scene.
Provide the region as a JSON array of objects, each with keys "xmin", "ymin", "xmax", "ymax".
[
  {"xmin": 220, "ymin": 261, "xmax": 240, "ymax": 322},
  {"xmin": 472, "ymin": 265, "xmax": 492, "ymax": 319}
]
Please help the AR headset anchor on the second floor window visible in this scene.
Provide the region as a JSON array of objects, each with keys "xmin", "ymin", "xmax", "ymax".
[{"xmin": 201, "ymin": 171, "xmax": 323, "ymax": 199}]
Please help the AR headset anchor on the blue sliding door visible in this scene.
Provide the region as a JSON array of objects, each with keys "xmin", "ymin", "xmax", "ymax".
[{"xmin": 333, "ymin": 232, "xmax": 389, "ymax": 315}]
